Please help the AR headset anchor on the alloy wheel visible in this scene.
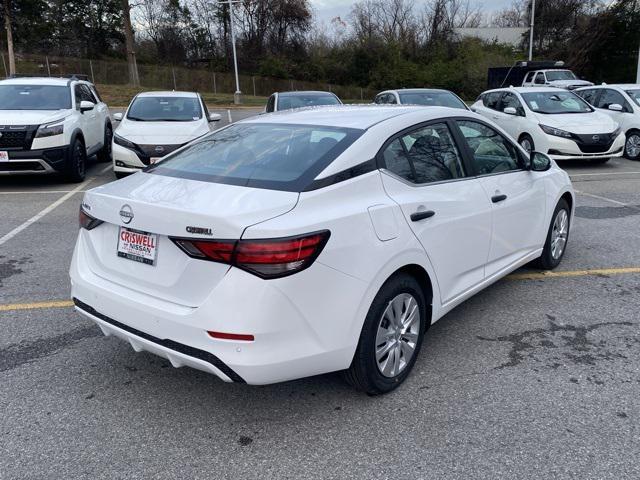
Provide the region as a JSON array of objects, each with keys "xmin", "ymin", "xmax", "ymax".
[
  {"xmin": 626, "ymin": 134, "xmax": 640, "ymax": 159},
  {"xmin": 375, "ymin": 293, "xmax": 421, "ymax": 378},
  {"xmin": 550, "ymin": 209, "xmax": 569, "ymax": 260},
  {"xmin": 520, "ymin": 138, "xmax": 533, "ymax": 153}
]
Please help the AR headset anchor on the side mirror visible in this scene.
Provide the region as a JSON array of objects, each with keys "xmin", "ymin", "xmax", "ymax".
[
  {"xmin": 113, "ymin": 112, "xmax": 123, "ymax": 121},
  {"xmin": 209, "ymin": 113, "xmax": 221, "ymax": 122},
  {"xmin": 503, "ymin": 107, "xmax": 517, "ymax": 115},
  {"xmin": 79, "ymin": 100, "xmax": 95, "ymax": 112},
  {"xmin": 530, "ymin": 151, "xmax": 552, "ymax": 172},
  {"xmin": 608, "ymin": 103, "xmax": 624, "ymax": 112}
]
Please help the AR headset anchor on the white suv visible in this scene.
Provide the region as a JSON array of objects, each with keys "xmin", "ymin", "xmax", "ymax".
[{"xmin": 0, "ymin": 76, "xmax": 112, "ymax": 182}]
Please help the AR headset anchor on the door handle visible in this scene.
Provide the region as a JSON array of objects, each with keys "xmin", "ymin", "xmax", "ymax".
[
  {"xmin": 492, "ymin": 194, "xmax": 507, "ymax": 203},
  {"xmin": 410, "ymin": 210, "xmax": 436, "ymax": 222}
]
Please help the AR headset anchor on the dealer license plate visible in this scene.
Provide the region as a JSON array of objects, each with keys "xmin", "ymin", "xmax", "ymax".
[{"xmin": 117, "ymin": 227, "xmax": 158, "ymax": 266}]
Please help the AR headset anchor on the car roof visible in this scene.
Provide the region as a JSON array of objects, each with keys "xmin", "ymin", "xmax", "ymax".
[
  {"xmin": 0, "ymin": 77, "xmax": 76, "ymax": 86},
  {"xmin": 136, "ymin": 91, "xmax": 198, "ymax": 98},
  {"xmin": 485, "ymin": 87, "xmax": 574, "ymax": 95},
  {"xmin": 276, "ymin": 91, "xmax": 337, "ymax": 97},
  {"xmin": 383, "ymin": 88, "xmax": 455, "ymax": 94},
  {"xmin": 584, "ymin": 84, "xmax": 640, "ymax": 89},
  {"xmin": 242, "ymin": 104, "xmax": 461, "ymax": 129}
]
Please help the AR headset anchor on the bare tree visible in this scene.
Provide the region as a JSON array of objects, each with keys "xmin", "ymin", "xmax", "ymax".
[
  {"xmin": 121, "ymin": 0, "xmax": 139, "ymax": 86},
  {"xmin": 3, "ymin": 0, "xmax": 14, "ymax": 75},
  {"xmin": 491, "ymin": 0, "xmax": 529, "ymax": 27}
]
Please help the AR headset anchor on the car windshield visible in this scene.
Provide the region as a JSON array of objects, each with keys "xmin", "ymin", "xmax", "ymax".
[
  {"xmin": 521, "ymin": 91, "xmax": 593, "ymax": 114},
  {"xmin": 127, "ymin": 96, "xmax": 202, "ymax": 121},
  {"xmin": 277, "ymin": 94, "xmax": 340, "ymax": 111},
  {"xmin": 0, "ymin": 85, "xmax": 71, "ymax": 110},
  {"xmin": 147, "ymin": 123, "xmax": 363, "ymax": 191},
  {"xmin": 545, "ymin": 70, "xmax": 577, "ymax": 81},
  {"xmin": 625, "ymin": 89, "xmax": 640, "ymax": 107},
  {"xmin": 398, "ymin": 91, "xmax": 467, "ymax": 109}
]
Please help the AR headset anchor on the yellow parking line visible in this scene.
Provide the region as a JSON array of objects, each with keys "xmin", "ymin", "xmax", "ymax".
[
  {"xmin": 0, "ymin": 267, "xmax": 639, "ymax": 313},
  {"xmin": 508, "ymin": 267, "xmax": 640, "ymax": 281},
  {"xmin": 0, "ymin": 300, "xmax": 74, "ymax": 312}
]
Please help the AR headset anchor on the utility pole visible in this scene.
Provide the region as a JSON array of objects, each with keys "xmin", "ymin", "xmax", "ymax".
[
  {"xmin": 528, "ymin": 0, "xmax": 536, "ymax": 61},
  {"xmin": 3, "ymin": 0, "xmax": 15, "ymax": 76},
  {"xmin": 218, "ymin": 0, "xmax": 242, "ymax": 104},
  {"xmin": 637, "ymin": 41, "xmax": 640, "ymax": 83}
]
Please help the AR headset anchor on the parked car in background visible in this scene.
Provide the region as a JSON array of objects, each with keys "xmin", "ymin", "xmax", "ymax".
[
  {"xmin": 373, "ymin": 88, "xmax": 469, "ymax": 110},
  {"xmin": 265, "ymin": 91, "xmax": 342, "ymax": 112},
  {"xmin": 575, "ymin": 84, "xmax": 640, "ymax": 160},
  {"xmin": 471, "ymin": 87, "xmax": 624, "ymax": 163},
  {"xmin": 72, "ymin": 105, "xmax": 573, "ymax": 395},
  {"xmin": 0, "ymin": 76, "xmax": 112, "ymax": 181},
  {"xmin": 521, "ymin": 69, "xmax": 593, "ymax": 90},
  {"xmin": 112, "ymin": 91, "xmax": 220, "ymax": 178}
]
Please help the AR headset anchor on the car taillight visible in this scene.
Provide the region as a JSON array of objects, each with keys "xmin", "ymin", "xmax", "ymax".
[
  {"xmin": 171, "ymin": 230, "xmax": 330, "ymax": 279},
  {"xmin": 79, "ymin": 208, "xmax": 103, "ymax": 230}
]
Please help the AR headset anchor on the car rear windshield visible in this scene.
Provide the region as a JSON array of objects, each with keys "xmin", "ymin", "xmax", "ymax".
[
  {"xmin": 626, "ymin": 89, "xmax": 640, "ymax": 107},
  {"xmin": 277, "ymin": 94, "xmax": 340, "ymax": 111},
  {"xmin": 398, "ymin": 91, "xmax": 467, "ymax": 109},
  {"xmin": 521, "ymin": 91, "xmax": 593, "ymax": 114},
  {"xmin": 127, "ymin": 96, "xmax": 202, "ymax": 121},
  {"xmin": 545, "ymin": 70, "xmax": 577, "ymax": 81},
  {"xmin": 0, "ymin": 85, "xmax": 71, "ymax": 110},
  {"xmin": 146, "ymin": 123, "xmax": 363, "ymax": 191}
]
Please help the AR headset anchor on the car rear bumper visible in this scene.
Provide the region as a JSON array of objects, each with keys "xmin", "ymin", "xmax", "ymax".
[
  {"xmin": 70, "ymin": 232, "xmax": 367, "ymax": 385},
  {"xmin": 0, "ymin": 146, "xmax": 71, "ymax": 175}
]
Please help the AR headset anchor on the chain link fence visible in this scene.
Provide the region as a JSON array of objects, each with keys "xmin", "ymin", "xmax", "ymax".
[{"xmin": 8, "ymin": 53, "xmax": 378, "ymax": 101}]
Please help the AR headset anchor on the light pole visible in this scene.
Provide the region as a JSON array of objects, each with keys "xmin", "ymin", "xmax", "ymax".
[
  {"xmin": 528, "ymin": 0, "xmax": 536, "ymax": 61},
  {"xmin": 636, "ymin": 41, "xmax": 640, "ymax": 83},
  {"xmin": 219, "ymin": 0, "xmax": 242, "ymax": 104}
]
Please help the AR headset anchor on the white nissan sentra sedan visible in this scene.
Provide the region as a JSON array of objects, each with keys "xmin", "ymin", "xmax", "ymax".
[{"xmin": 71, "ymin": 106, "xmax": 574, "ymax": 394}]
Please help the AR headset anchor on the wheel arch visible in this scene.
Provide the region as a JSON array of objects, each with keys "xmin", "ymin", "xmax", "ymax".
[{"xmin": 69, "ymin": 128, "xmax": 85, "ymax": 147}]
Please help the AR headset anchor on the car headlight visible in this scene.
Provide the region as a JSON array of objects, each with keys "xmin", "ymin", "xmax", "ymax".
[
  {"xmin": 539, "ymin": 124, "xmax": 573, "ymax": 138},
  {"xmin": 114, "ymin": 133, "xmax": 137, "ymax": 150},
  {"xmin": 611, "ymin": 126, "xmax": 622, "ymax": 137},
  {"xmin": 35, "ymin": 122, "xmax": 64, "ymax": 138}
]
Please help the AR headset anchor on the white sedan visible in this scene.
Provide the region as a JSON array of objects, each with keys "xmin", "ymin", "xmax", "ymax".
[
  {"xmin": 71, "ymin": 106, "xmax": 573, "ymax": 394},
  {"xmin": 471, "ymin": 87, "xmax": 625, "ymax": 163},
  {"xmin": 112, "ymin": 91, "xmax": 220, "ymax": 178}
]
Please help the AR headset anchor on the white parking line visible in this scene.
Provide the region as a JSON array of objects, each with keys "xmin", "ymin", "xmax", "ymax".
[
  {"xmin": 575, "ymin": 190, "xmax": 640, "ymax": 211},
  {"xmin": 570, "ymin": 171, "xmax": 640, "ymax": 177},
  {"xmin": 0, "ymin": 179, "xmax": 90, "ymax": 247}
]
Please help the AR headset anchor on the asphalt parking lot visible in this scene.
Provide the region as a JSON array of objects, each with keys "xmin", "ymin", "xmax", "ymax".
[{"xmin": 1, "ymin": 141, "xmax": 639, "ymax": 478}]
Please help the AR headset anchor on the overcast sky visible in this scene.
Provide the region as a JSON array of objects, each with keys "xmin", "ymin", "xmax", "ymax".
[{"xmin": 309, "ymin": 0, "xmax": 514, "ymax": 23}]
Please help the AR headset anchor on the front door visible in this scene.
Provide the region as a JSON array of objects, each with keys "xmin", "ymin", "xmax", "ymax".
[{"xmin": 454, "ymin": 119, "xmax": 548, "ymax": 277}]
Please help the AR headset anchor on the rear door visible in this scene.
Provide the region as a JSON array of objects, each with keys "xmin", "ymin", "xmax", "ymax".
[
  {"xmin": 454, "ymin": 119, "xmax": 547, "ymax": 277},
  {"xmin": 379, "ymin": 120, "xmax": 493, "ymax": 304},
  {"xmin": 491, "ymin": 91, "xmax": 527, "ymax": 140}
]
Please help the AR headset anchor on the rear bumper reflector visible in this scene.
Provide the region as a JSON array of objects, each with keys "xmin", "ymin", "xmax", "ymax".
[
  {"xmin": 208, "ymin": 331, "xmax": 254, "ymax": 342},
  {"xmin": 72, "ymin": 298, "xmax": 246, "ymax": 383}
]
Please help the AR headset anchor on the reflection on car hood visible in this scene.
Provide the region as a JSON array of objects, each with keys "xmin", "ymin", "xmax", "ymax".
[
  {"xmin": 533, "ymin": 111, "xmax": 618, "ymax": 133},
  {"xmin": 115, "ymin": 119, "xmax": 210, "ymax": 144},
  {"xmin": 0, "ymin": 109, "xmax": 71, "ymax": 125}
]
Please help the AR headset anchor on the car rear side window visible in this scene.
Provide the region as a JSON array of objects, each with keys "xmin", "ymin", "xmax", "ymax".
[
  {"xmin": 147, "ymin": 123, "xmax": 363, "ymax": 191},
  {"xmin": 382, "ymin": 122, "xmax": 465, "ymax": 184},
  {"xmin": 483, "ymin": 92, "xmax": 502, "ymax": 110}
]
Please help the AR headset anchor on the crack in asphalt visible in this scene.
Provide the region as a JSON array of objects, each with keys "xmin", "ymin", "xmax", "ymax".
[
  {"xmin": 0, "ymin": 325, "xmax": 101, "ymax": 373},
  {"xmin": 477, "ymin": 319, "xmax": 635, "ymax": 370}
]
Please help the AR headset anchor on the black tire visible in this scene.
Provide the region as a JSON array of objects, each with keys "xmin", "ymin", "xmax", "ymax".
[
  {"xmin": 519, "ymin": 134, "xmax": 535, "ymax": 153},
  {"xmin": 624, "ymin": 131, "xmax": 640, "ymax": 161},
  {"xmin": 65, "ymin": 137, "xmax": 87, "ymax": 183},
  {"xmin": 115, "ymin": 171, "xmax": 129, "ymax": 179},
  {"xmin": 533, "ymin": 199, "xmax": 570, "ymax": 270},
  {"xmin": 344, "ymin": 273, "xmax": 428, "ymax": 395},
  {"xmin": 591, "ymin": 157, "xmax": 610, "ymax": 164},
  {"xmin": 97, "ymin": 123, "xmax": 113, "ymax": 163}
]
